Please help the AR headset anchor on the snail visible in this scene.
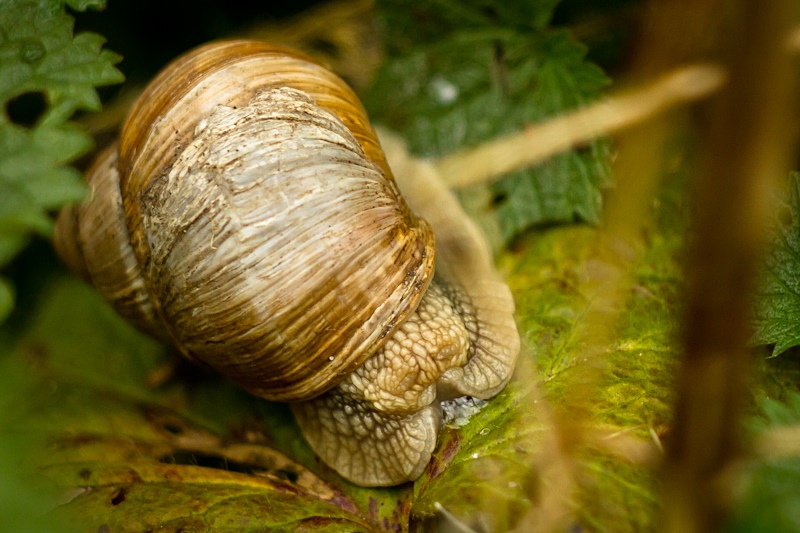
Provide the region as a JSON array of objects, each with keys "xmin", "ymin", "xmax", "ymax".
[{"xmin": 53, "ymin": 40, "xmax": 520, "ymax": 487}]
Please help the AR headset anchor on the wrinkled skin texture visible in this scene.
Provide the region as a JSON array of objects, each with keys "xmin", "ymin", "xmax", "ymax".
[
  {"xmin": 292, "ymin": 281, "xmax": 470, "ymax": 486},
  {"xmin": 289, "ymin": 133, "xmax": 521, "ymax": 486}
]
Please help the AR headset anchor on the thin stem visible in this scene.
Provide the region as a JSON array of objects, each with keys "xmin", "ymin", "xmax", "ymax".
[
  {"xmin": 754, "ymin": 425, "xmax": 800, "ymax": 459},
  {"xmin": 433, "ymin": 63, "xmax": 726, "ymax": 189}
]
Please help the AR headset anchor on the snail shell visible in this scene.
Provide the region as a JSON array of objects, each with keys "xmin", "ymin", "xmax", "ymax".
[{"xmin": 54, "ymin": 40, "xmax": 519, "ymax": 486}]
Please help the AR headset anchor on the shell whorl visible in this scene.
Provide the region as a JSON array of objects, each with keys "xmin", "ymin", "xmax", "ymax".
[
  {"xmin": 56, "ymin": 40, "xmax": 436, "ymax": 402},
  {"xmin": 54, "ymin": 144, "xmax": 167, "ymax": 341}
]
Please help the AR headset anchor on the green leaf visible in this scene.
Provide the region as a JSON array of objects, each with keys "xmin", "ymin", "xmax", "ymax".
[
  {"xmin": 366, "ymin": 2, "xmax": 612, "ymax": 243},
  {"xmin": 0, "ymin": 2, "xmax": 123, "ymax": 115},
  {"xmin": 0, "ymin": 0, "xmax": 123, "ymax": 296},
  {"xmin": 64, "ymin": 0, "xmax": 108, "ymax": 13},
  {"xmin": 726, "ymin": 458, "xmax": 800, "ymax": 533},
  {"xmin": 0, "ymin": 278, "xmax": 12, "ymax": 324},
  {"xmin": 1, "ymin": 278, "xmax": 384, "ymax": 532},
  {"xmin": 726, "ymin": 393, "xmax": 800, "ymax": 532},
  {"xmin": 0, "ymin": 0, "xmax": 123, "ymax": 522},
  {"xmin": 376, "ymin": 0, "xmax": 562, "ymax": 54},
  {"xmin": 753, "ymin": 173, "xmax": 800, "ymax": 356},
  {"xmin": 0, "ymin": 337, "xmax": 79, "ymax": 533},
  {"xmin": 0, "ymin": 232, "xmax": 29, "ymax": 266},
  {"xmin": 750, "ymin": 393, "xmax": 800, "ymax": 432},
  {"xmin": 0, "ymin": 123, "xmax": 91, "ymax": 211},
  {"xmin": 410, "ymin": 388, "xmax": 546, "ymax": 531}
]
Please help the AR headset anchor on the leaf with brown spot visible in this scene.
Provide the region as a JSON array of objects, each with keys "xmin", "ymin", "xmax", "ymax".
[{"xmin": 3, "ymin": 278, "xmax": 398, "ymax": 532}]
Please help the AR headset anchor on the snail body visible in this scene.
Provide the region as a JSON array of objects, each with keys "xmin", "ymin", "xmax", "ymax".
[{"xmin": 54, "ymin": 40, "xmax": 519, "ymax": 486}]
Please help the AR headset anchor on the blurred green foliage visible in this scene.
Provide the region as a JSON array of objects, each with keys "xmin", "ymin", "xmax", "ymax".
[
  {"xmin": 754, "ymin": 174, "xmax": 800, "ymax": 356},
  {"xmin": 366, "ymin": 0, "xmax": 612, "ymax": 243},
  {"xmin": 0, "ymin": 0, "xmax": 123, "ymax": 321},
  {"xmin": 725, "ymin": 394, "xmax": 800, "ymax": 532}
]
